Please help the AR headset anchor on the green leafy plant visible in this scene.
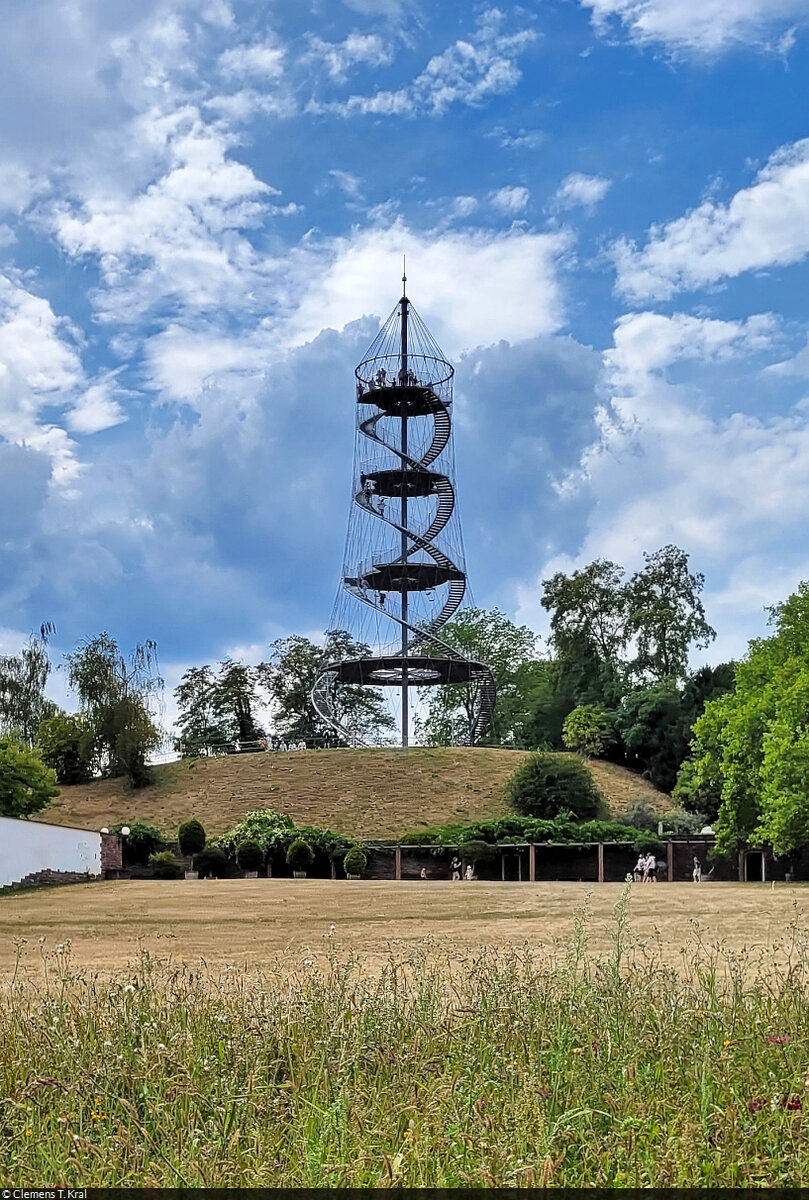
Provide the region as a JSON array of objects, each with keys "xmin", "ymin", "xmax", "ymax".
[
  {"xmin": 343, "ymin": 846, "xmax": 367, "ymax": 877},
  {"xmin": 616, "ymin": 800, "xmax": 659, "ymax": 832},
  {"xmin": 633, "ymin": 834, "xmax": 665, "ymax": 855},
  {"xmin": 193, "ymin": 846, "xmax": 228, "ymax": 878},
  {"xmin": 36, "ymin": 712, "xmax": 93, "ymax": 785},
  {"xmin": 212, "ymin": 809, "xmax": 295, "ymax": 860},
  {"xmin": 236, "ymin": 839, "xmax": 264, "ymax": 872},
  {"xmin": 113, "ymin": 821, "xmax": 162, "ymax": 866},
  {"xmin": 0, "ymin": 738, "xmax": 59, "ymax": 817},
  {"xmin": 504, "ymin": 753, "xmax": 602, "ymax": 821},
  {"xmin": 286, "ymin": 839, "xmax": 314, "ymax": 872},
  {"xmin": 148, "ymin": 850, "xmax": 183, "ymax": 879},
  {"xmin": 562, "ymin": 705, "xmax": 614, "ymax": 758},
  {"xmin": 178, "ymin": 818, "xmax": 206, "ymax": 857}
]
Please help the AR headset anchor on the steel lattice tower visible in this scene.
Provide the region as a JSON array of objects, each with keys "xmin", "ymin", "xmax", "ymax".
[{"xmin": 312, "ymin": 272, "xmax": 496, "ymax": 747}]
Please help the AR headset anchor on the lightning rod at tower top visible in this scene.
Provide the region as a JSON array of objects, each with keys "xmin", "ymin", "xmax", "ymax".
[{"xmin": 311, "ymin": 271, "xmax": 495, "ymax": 749}]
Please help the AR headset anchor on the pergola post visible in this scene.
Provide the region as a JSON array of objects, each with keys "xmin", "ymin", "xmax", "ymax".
[
  {"xmin": 597, "ymin": 842, "xmax": 605, "ymax": 883},
  {"xmin": 667, "ymin": 840, "xmax": 673, "ymax": 883},
  {"xmin": 529, "ymin": 843, "xmax": 536, "ymax": 882},
  {"xmin": 395, "ymin": 846, "xmax": 402, "ymax": 881}
]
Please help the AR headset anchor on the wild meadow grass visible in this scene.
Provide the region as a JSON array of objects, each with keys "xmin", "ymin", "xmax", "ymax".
[{"xmin": 2, "ymin": 885, "xmax": 809, "ymax": 1187}]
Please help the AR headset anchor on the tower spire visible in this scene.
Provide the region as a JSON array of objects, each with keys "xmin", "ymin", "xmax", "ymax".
[{"xmin": 402, "ymin": 254, "xmax": 407, "ymax": 297}]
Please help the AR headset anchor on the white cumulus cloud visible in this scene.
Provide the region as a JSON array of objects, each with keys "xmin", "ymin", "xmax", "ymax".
[
  {"xmin": 489, "ymin": 185, "xmax": 529, "ymax": 214},
  {"xmin": 554, "ymin": 172, "xmax": 611, "ymax": 211},
  {"xmin": 580, "ymin": 0, "xmax": 806, "ymax": 55},
  {"xmin": 614, "ymin": 137, "xmax": 809, "ymax": 300}
]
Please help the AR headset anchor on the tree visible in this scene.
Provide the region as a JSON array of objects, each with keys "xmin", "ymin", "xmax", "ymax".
[
  {"xmin": 174, "ymin": 667, "xmax": 229, "ymax": 754},
  {"xmin": 626, "ymin": 545, "xmax": 715, "ymax": 683},
  {"xmin": 65, "ymin": 634, "xmax": 163, "ymax": 788},
  {"xmin": 0, "ymin": 738, "xmax": 59, "ymax": 817},
  {"xmin": 541, "ymin": 561, "xmax": 628, "ymax": 706},
  {"xmin": 236, "ymin": 839, "xmax": 264, "ymax": 872},
  {"xmin": 415, "ymin": 608, "xmax": 540, "ymax": 746},
  {"xmin": 504, "ymin": 752, "xmax": 602, "ymax": 821},
  {"xmin": 0, "ymin": 624, "xmax": 57, "ymax": 745},
  {"xmin": 261, "ymin": 631, "xmax": 395, "ymax": 746},
  {"xmin": 37, "ymin": 711, "xmax": 93, "ymax": 785},
  {"xmin": 562, "ymin": 705, "xmax": 614, "ymax": 758},
  {"xmin": 615, "ymin": 684, "xmax": 686, "ymax": 793},
  {"xmin": 211, "ymin": 659, "xmax": 265, "ymax": 743},
  {"xmin": 678, "ymin": 584, "xmax": 809, "ymax": 857},
  {"xmin": 178, "ymin": 818, "xmax": 206, "ymax": 857}
]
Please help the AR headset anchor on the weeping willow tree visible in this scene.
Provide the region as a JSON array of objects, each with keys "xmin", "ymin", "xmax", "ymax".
[
  {"xmin": 0, "ymin": 623, "xmax": 57, "ymax": 745},
  {"xmin": 66, "ymin": 633, "xmax": 164, "ymax": 788}
]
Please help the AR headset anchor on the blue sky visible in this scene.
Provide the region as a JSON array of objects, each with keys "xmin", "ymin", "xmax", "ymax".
[{"xmin": 2, "ymin": 0, "xmax": 809, "ymax": 724}]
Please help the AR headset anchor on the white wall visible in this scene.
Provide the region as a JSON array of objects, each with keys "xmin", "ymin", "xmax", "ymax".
[{"xmin": 0, "ymin": 817, "xmax": 101, "ymax": 888}]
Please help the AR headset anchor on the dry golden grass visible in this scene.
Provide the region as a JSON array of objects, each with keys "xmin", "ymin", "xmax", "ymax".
[
  {"xmin": 1, "ymin": 879, "xmax": 805, "ymax": 978},
  {"xmin": 36, "ymin": 747, "xmax": 670, "ymax": 839}
]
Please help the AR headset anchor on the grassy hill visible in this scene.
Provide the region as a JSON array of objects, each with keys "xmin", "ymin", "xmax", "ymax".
[{"xmin": 37, "ymin": 748, "xmax": 673, "ymax": 840}]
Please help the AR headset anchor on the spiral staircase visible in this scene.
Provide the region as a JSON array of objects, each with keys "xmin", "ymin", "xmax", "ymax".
[{"xmin": 312, "ymin": 278, "xmax": 496, "ymax": 747}]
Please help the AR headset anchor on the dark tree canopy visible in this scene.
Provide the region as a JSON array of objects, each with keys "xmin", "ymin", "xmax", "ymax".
[
  {"xmin": 625, "ymin": 545, "xmax": 716, "ymax": 683},
  {"xmin": 66, "ymin": 633, "xmax": 163, "ymax": 788},
  {"xmin": 261, "ymin": 630, "xmax": 395, "ymax": 747},
  {"xmin": 416, "ymin": 608, "xmax": 540, "ymax": 746}
]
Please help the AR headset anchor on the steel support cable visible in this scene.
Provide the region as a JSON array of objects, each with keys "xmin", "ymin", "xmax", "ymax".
[{"xmin": 312, "ymin": 297, "xmax": 496, "ymax": 747}]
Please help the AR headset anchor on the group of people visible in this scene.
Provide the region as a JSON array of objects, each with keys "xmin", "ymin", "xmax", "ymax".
[{"xmin": 633, "ymin": 852, "xmax": 658, "ymax": 882}]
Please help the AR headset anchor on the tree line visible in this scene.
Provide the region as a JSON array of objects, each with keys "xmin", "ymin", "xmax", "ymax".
[{"xmin": 4, "ymin": 542, "xmax": 809, "ymax": 862}]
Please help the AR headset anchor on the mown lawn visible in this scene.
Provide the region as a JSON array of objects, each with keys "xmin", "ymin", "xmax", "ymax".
[{"xmin": 2, "ymin": 885, "xmax": 809, "ymax": 1186}]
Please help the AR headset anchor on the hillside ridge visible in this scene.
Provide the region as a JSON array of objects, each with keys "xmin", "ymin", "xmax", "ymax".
[{"xmin": 37, "ymin": 748, "xmax": 672, "ymax": 840}]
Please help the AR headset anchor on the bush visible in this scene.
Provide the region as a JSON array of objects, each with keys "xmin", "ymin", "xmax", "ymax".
[
  {"xmin": 659, "ymin": 808, "xmax": 706, "ymax": 836},
  {"xmin": 504, "ymin": 753, "xmax": 602, "ymax": 821},
  {"xmin": 236, "ymin": 839, "xmax": 264, "ymax": 872},
  {"xmin": 634, "ymin": 834, "xmax": 665, "ymax": 856},
  {"xmin": 148, "ymin": 850, "xmax": 182, "ymax": 879},
  {"xmin": 178, "ymin": 818, "xmax": 206, "ymax": 857},
  {"xmin": 194, "ymin": 846, "xmax": 228, "ymax": 878},
  {"xmin": 286, "ymin": 839, "xmax": 314, "ymax": 871},
  {"xmin": 113, "ymin": 820, "xmax": 162, "ymax": 866},
  {"xmin": 213, "ymin": 809, "xmax": 295, "ymax": 860},
  {"xmin": 616, "ymin": 801, "xmax": 659, "ymax": 832},
  {"xmin": 562, "ymin": 705, "xmax": 614, "ymax": 758},
  {"xmin": 0, "ymin": 739, "xmax": 59, "ymax": 817},
  {"xmin": 343, "ymin": 846, "xmax": 367, "ymax": 877},
  {"xmin": 37, "ymin": 712, "xmax": 92, "ymax": 785}
]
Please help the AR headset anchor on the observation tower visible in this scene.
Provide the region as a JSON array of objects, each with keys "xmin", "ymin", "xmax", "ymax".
[{"xmin": 312, "ymin": 269, "xmax": 496, "ymax": 747}]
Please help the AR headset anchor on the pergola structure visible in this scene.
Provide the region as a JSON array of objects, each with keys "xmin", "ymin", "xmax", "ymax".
[{"xmin": 312, "ymin": 271, "xmax": 496, "ymax": 747}]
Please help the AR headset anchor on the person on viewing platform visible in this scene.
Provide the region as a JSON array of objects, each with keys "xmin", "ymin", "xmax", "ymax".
[
  {"xmin": 633, "ymin": 855, "xmax": 645, "ymax": 883},
  {"xmin": 693, "ymin": 857, "xmax": 703, "ymax": 883},
  {"xmin": 464, "ymin": 864, "xmax": 474, "ymax": 881},
  {"xmin": 420, "ymin": 867, "xmax": 428, "ymax": 879},
  {"xmin": 450, "ymin": 856, "xmax": 462, "ymax": 881},
  {"xmin": 646, "ymin": 853, "xmax": 657, "ymax": 882}
]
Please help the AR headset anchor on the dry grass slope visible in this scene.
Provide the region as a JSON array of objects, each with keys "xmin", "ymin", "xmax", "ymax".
[{"xmin": 36, "ymin": 748, "xmax": 671, "ymax": 840}]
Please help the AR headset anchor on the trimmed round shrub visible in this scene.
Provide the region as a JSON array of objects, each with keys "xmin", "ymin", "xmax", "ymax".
[
  {"xmin": 194, "ymin": 846, "xmax": 228, "ymax": 878},
  {"xmin": 113, "ymin": 821, "xmax": 162, "ymax": 866},
  {"xmin": 178, "ymin": 818, "xmax": 206, "ymax": 857},
  {"xmin": 504, "ymin": 753, "xmax": 602, "ymax": 821},
  {"xmin": 148, "ymin": 850, "xmax": 183, "ymax": 880},
  {"xmin": 236, "ymin": 838, "xmax": 264, "ymax": 872},
  {"xmin": 343, "ymin": 846, "xmax": 367, "ymax": 877},
  {"xmin": 286, "ymin": 838, "xmax": 314, "ymax": 871}
]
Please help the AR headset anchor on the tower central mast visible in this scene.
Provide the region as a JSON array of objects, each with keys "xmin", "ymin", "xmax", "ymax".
[{"xmin": 400, "ymin": 268, "xmax": 409, "ymax": 748}]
